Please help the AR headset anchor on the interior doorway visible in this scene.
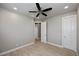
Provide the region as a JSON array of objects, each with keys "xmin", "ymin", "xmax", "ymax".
[
  {"xmin": 34, "ymin": 22, "xmax": 41, "ymax": 42},
  {"xmin": 34, "ymin": 21, "xmax": 47, "ymax": 43}
]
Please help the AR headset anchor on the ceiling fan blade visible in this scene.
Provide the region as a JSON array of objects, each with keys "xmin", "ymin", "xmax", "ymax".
[
  {"xmin": 36, "ymin": 13, "xmax": 40, "ymax": 17},
  {"xmin": 43, "ymin": 8, "xmax": 52, "ymax": 12},
  {"xmin": 36, "ymin": 3, "xmax": 41, "ymax": 11},
  {"xmin": 29, "ymin": 11, "xmax": 37, "ymax": 13},
  {"xmin": 42, "ymin": 13, "xmax": 47, "ymax": 16}
]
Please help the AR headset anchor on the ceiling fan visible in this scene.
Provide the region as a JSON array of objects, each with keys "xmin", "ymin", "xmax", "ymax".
[{"xmin": 29, "ymin": 3, "xmax": 52, "ymax": 17}]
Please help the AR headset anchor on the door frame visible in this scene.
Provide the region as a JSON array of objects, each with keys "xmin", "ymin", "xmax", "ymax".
[
  {"xmin": 41, "ymin": 21, "xmax": 47, "ymax": 43},
  {"xmin": 33, "ymin": 21, "xmax": 47, "ymax": 43}
]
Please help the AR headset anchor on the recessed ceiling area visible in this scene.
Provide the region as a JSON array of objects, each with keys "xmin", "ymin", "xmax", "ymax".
[{"xmin": 0, "ymin": 3, "xmax": 79, "ymax": 20}]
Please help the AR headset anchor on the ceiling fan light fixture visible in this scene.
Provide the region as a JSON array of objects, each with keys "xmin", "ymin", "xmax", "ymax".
[
  {"xmin": 29, "ymin": 3, "xmax": 52, "ymax": 17},
  {"xmin": 37, "ymin": 17, "xmax": 39, "ymax": 19}
]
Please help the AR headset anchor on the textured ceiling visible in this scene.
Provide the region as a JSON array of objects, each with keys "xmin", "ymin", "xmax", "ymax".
[{"xmin": 0, "ymin": 3, "xmax": 79, "ymax": 20}]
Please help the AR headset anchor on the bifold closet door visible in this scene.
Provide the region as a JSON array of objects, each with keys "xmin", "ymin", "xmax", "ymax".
[{"xmin": 62, "ymin": 15, "xmax": 77, "ymax": 51}]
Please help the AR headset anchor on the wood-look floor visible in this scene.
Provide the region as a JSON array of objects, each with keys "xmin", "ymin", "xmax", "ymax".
[{"xmin": 3, "ymin": 40, "xmax": 77, "ymax": 56}]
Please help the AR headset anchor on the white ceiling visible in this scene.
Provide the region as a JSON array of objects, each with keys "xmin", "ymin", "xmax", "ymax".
[{"xmin": 0, "ymin": 3, "xmax": 79, "ymax": 20}]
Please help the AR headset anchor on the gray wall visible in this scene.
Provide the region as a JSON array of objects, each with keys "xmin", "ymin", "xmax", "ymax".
[
  {"xmin": 0, "ymin": 8, "xmax": 34, "ymax": 53},
  {"xmin": 77, "ymin": 6, "xmax": 79, "ymax": 54},
  {"xmin": 46, "ymin": 16, "xmax": 62, "ymax": 45}
]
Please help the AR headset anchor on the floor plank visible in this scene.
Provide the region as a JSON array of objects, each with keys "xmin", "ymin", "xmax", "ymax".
[{"xmin": 3, "ymin": 40, "xmax": 77, "ymax": 56}]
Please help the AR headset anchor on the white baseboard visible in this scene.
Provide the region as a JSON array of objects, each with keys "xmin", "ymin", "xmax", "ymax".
[
  {"xmin": 47, "ymin": 42, "xmax": 63, "ymax": 48},
  {"xmin": 47, "ymin": 42, "xmax": 78, "ymax": 55},
  {"xmin": 0, "ymin": 42, "xmax": 34, "ymax": 56}
]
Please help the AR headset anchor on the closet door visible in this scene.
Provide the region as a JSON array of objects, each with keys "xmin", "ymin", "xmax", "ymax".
[{"xmin": 62, "ymin": 15, "xmax": 77, "ymax": 51}]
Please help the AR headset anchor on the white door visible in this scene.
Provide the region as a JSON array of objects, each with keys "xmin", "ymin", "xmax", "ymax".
[
  {"xmin": 62, "ymin": 15, "xmax": 77, "ymax": 51},
  {"xmin": 41, "ymin": 22, "xmax": 47, "ymax": 43}
]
